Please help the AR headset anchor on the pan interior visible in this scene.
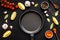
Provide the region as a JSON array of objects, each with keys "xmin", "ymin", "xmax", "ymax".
[{"xmin": 20, "ymin": 12, "xmax": 42, "ymax": 33}]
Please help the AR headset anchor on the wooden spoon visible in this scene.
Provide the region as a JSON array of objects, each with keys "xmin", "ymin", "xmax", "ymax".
[
  {"xmin": 49, "ymin": 0, "xmax": 59, "ymax": 10},
  {"xmin": 53, "ymin": 28, "xmax": 59, "ymax": 40}
]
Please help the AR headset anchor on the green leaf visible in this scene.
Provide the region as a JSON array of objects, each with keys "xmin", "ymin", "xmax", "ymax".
[
  {"xmin": 4, "ymin": 14, "xmax": 8, "ymax": 19},
  {"xmin": 50, "ymin": 23, "xmax": 54, "ymax": 29},
  {"xmin": 55, "ymin": 11, "xmax": 59, "ymax": 16}
]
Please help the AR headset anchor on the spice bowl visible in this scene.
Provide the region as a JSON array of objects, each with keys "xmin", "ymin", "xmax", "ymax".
[
  {"xmin": 41, "ymin": 1, "xmax": 49, "ymax": 10},
  {"xmin": 45, "ymin": 30, "xmax": 53, "ymax": 39}
]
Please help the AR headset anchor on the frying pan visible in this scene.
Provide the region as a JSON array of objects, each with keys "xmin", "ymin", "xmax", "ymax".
[{"xmin": 19, "ymin": 10, "xmax": 44, "ymax": 40}]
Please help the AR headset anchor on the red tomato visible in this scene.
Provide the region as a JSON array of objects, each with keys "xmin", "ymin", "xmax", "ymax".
[
  {"xmin": 15, "ymin": 5, "xmax": 19, "ymax": 8},
  {"xmin": 7, "ymin": 5, "xmax": 9, "ymax": 8},
  {"xmin": 6, "ymin": 2, "xmax": 10, "ymax": 4},
  {"xmin": 4, "ymin": 5, "xmax": 7, "ymax": 8},
  {"xmin": 11, "ymin": 7, "xmax": 15, "ymax": 11},
  {"xmin": 1, "ymin": 4, "xmax": 4, "ymax": 6}
]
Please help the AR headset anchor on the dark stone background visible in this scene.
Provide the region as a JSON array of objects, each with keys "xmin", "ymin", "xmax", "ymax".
[{"xmin": 0, "ymin": 0, "xmax": 60, "ymax": 40}]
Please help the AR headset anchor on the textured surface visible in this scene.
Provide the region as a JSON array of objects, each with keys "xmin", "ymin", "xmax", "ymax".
[
  {"xmin": 0, "ymin": 0, "xmax": 60, "ymax": 40},
  {"xmin": 21, "ymin": 13, "xmax": 41, "ymax": 31}
]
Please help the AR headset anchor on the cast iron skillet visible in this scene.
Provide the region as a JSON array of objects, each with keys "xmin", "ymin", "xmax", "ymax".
[{"xmin": 19, "ymin": 10, "xmax": 44, "ymax": 40}]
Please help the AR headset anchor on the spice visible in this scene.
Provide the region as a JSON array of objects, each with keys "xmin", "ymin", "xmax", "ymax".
[
  {"xmin": 4, "ymin": 14, "xmax": 8, "ymax": 19},
  {"xmin": 25, "ymin": 1, "xmax": 31, "ymax": 7},
  {"xmin": 50, "ymin": 23, "xmax": 54, "ymax": 29},
  {"xmin": 47, "ymin": 18, "xmax": 50, "ymax": 22},
  {"xmin": 52, "ymin": 16, "xmax": 59, "ymax": 25},
  {"xmin": 34, "ymin": 3, "xmax": 38, "ymax": 7},
  {"xmin": 41, "ymin": 1, "xmax": 49, "ymax": 10},
  {"xmin": 2, "ymin": 23, "xmax": 8, "ymax": 30},
  {"xmin": 3, "ymin": 30, "xmax": 11, "ymax": 38},
  {"xmin": 46, "ymin": 14, "xmax": 49, "ymax": 17},
  {"xmin": 31, "ymin": 2, "xmax": 35, "ymax": 5},
  {"xmin": 4, "ymin": 11, "xmax": 7, "ymax": 14},
  {"xmin": 55, "ymin": 11, "xmax": 59, "ymax": 16},
  {"xmin": 5, "ymin": 19, "xmax": 8, "ymax": 23},
  {"xmin": 45, "ymin": 30, "xmax": 53, "ymax": 39},
  {"xmin": 44, "ymin": 10, "xmax": 47, "ymax": 13},
  {"xmin": 10, "ymin": 25, "xmax": 13, "ymax": 29}
]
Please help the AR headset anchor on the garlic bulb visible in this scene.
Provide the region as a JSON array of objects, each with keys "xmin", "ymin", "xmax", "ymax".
[
  {"xmin": 2, "ymin": 23, "xmax": 8, "ymax": 30},
  {"xmin": 25, "ymin": 1, "xmax": 31, "ymax": 7}
]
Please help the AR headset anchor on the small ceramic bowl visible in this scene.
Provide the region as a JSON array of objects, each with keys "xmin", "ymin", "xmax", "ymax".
[
  {"xmin": 45, "ymin": 30, "xmax": 53, "ymax": 39},
  {"xmin": 41, "ymin": 1, "xmax": 49, "ymax": 10}
]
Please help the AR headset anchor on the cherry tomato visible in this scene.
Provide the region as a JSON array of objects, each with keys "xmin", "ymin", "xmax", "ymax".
[
  {"xmin": 15, "ymin": 5, "xmax": 18, "ymax": 8},
  {"xmin": 11, "ymin": 3, "xmax": 15, "ymax": 6},
  {"xmin": 6, "ymin": 2, "xmax": 10, "ymax": 4},
  {"xmin": 11, "ymin": 7, "xmax": 15, "ymax": 11},
  {"xmin": 7, "ymin": 5, "xmax": 9, "ymax": 8},
  {"xmin": 1, "ymin": 4, "xmax": 4, "ymax": 6},
  {"xmin": 2, "ymin": 0, "xmax": 5, "ymax": 2},
  {"xmin": 9, "ymin": 6, "xmax": 12, "ymax": 9},
  {"xmin": 2, "ymin": 0, "xmax": 7, "ymax": 2},
  {"xmin": 4, "ymin": 5, "xmax": 7, "ymax": 8}
]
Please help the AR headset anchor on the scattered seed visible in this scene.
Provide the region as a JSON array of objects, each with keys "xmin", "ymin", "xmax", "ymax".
[
  {"xmin": 5, "ymin": 19, "xmax": 8, "ymax": 23},
  {"xmin": 25, "ymin": 1, "xmax": 31, "ymax": 7},
  {"xmin": 4, "ymin": 11, "xmax": 7, "ymax": 14},
  {"xmin": 10, "ymin": 25, "xmax": 13, "ymax": 29},
  {"xmin": 2, "ymin": 23, "xmax": 8, "ymax": 30},
  {"xmin": 52, "ymin": 16, "xmax": 59, "ymax": 25},
  {"xmin": 4, "ymin": 14, "xmax": 8, "ymax": 19},
  {"xmin": 46, "ymin": 14, "xmax": 49, "ymax": 17},
  {"xmin": 55, "ymin": 11, "xmax": 59, "ymax": 16},
  {"xmin": 50, "ymin": 23, "xmax": 54, "ymax": 29},
  {"xmin": 34, "ymin": 3, "xmax": 38, "ymax": 7},
  {"xmin": 44, "ymin": 10, "xmax": 47, "ymax": 13},
  {"xmin": 47, "ymin": 18, "xmax": 50, "ymax": 22},
  {"xmin": 3, "ymin": 30, "xmax": 11, "ymax": 38},
  {"xmin": 31, "ymin": 2, "xmax": 35, "ymax": 5}
]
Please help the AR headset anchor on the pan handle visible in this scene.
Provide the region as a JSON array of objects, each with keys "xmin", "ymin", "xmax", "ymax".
[{"xmin": 30, "ymin": 34, "xmax": 34, "ymax": 40}]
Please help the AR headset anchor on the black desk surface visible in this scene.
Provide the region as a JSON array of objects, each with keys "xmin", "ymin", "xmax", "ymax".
[{"xmin": 0, "ymin": 0, "xmax": 60, "ymax": 40}]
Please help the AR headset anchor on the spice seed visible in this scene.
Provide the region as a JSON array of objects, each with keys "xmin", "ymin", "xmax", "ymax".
[
  {"xmin": 47, "ymin": 18, "xmax": 50, "ymax": 22},
  {"xmin": 46, "ymin": 14, "xmax": 49, "ymax": 17},
  {"xmin": 4, "ymin": 11, "xmax": 7, "ymax": 14},
  {"xmin": 10, "ymin": 25, "xmax": 13, "ymax": 29},
  {"xmin": 5, "ymin": 19, "xmax": 8, "ymax": 23},
  {"xmin": 31, "ymin": 2, "xmax": 35, "ymax": 5},
  {"xmin": 34, "ymin": 3, "xmax": 38, "ymax": 7},
  {"xmin": 44, "ymin": 11, "xmax": 47, "ymax": 13}
]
